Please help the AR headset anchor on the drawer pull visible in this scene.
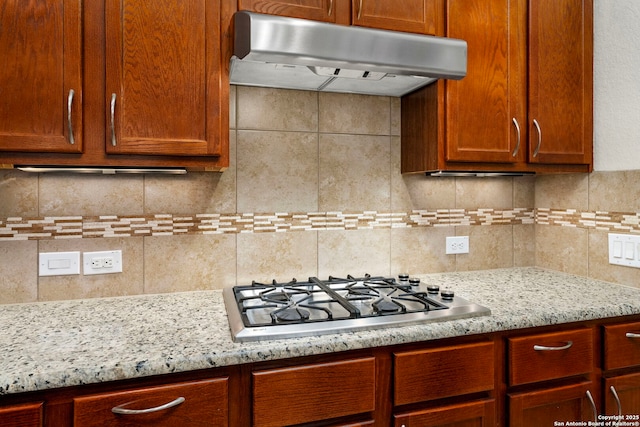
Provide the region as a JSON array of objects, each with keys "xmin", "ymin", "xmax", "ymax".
[
  {"xmin": 533, "ymin": 341, "xmax": 573, "ymax": 351},
  {"xmin": 625, "ymin": 332, "xmax": 640, "ymax": 339},
  {"xmin": 112, "ymin": 396, "xmax": 185, "ymax": 415},
  {"xmin": 67, "ymin": 89, "xmax": 75, "ymax": 145},
  {"xmin": 110, "ymin": 93, "xmax": 117, "ymax": 146},
  {"xmin": 610, "ymin": 386, "xmax": 622, "ymax": 417},
  {"xmin": 586, "ymin": 390, "xmax": 597, "ymax": 421},
  {"xmin": 532, "ymin": 119, "xmax": 542, "ymax": 157},
  {"xmin": 511, "ymin": 117, "xmax": 521, "ymax": 157}
]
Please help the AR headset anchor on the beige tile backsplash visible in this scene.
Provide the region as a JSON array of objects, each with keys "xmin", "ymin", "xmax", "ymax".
[{"xmin": 2, "ymin": 86, "xmax": 640, "ymax": 304}]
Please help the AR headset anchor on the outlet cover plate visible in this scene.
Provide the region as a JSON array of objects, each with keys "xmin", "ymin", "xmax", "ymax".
[
  {"xmin": 83, "ymin": 250, "xmax": 123, "ymax": 275},
  {"xmin": 446, "ymin": 236, "xmax": 469, "ymax": 254}
]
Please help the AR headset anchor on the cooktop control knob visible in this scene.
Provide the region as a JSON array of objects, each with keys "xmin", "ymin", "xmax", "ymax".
[
  {"xmin": 441, "ymin": 290, "xmax": 455, "ymax": 300},
  {"xmin": 427, "ymin": 285, "xmax": 440, "ymax": 294},
  {"xmin": 398, "ymin": 273, "xmax": 409, "ymax": 283},
  {"xmin": 409, "ymin": 277, "xmax": 420, "ymax": 287}
]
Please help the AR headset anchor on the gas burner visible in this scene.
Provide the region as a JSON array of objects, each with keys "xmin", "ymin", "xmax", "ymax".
[
  {"xmin": 373, "ymin": 298, "xmax": 402, "ymax": 313},
  {"xmin": 223, "ymin": 274, "xmax": 491, "ymax": 342},
  {"xmin": 274, "ymin": 307, "xmax": 310, "ymax": 322}
]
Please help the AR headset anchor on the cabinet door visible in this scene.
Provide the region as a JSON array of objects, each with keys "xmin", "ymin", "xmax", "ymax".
[
  {"xmin": 508, "ymin": 382, "xmax": 597, "ymax": 426},
  {"xmin": 394, "ymin": 399, "xmax": 495, "ymax": 427},
  {"xmin": 444, "ymin": 0, "xmax": 526, "ymax": 164},
  {"xmin": 394, "ymin": 341, "xmax": 494, "ymax": 406},
  {"xmin": 353, "ymin": 0, "xmax": 438, "ymax": 35},
  {"xmin": 527, "ymin": 0, "xmax": 593, "ymax": 165},
  {"xmin": 238, "ymin": 0, "xmax": 350, "ymax": 24},
  {"xmin": 0, "ymin": 402, "xmax": 43, "ymax": 427},
  {"xmin": 604, "ymin": 373, "xmax": 640, "ymax": 417},
  {"xmin": 73, "ymin": 378, "xmax": 228, "ymax": 427},
  {"xmin": 0, "ymin": 0, "xmax": 82, "ymax": 153},
  {"xmin": 252, "ymin": 357, "xmax": 376, "ymax": 427},
  {"xmin": 105, "ymin": 0, "xmax": 224, "ymax": 157}
]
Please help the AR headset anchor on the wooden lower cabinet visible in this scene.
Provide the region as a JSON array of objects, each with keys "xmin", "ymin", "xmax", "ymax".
[
  {"xmin": 507, "ymin": 328, "xmax": 594, "ymax": 386},
  {"xmin": 603, "ymin": 321, "xmax": 640, "ymax": 416},
  {"xmin": 7, "ymin": 315, "xmax": 640, "ymax": 426},
  {"xmin": 0, "ymin": 402, "xmax": 43, "ymax": 427},
  {"xmin": 604, "ymin": 373, "xmax": 640, "ymax": 416},
  {"xmin": 73, "ymin": 378, "xmax": 228, "ymax": 426},
  {"xmin": 508, "ymin": 382, "xmax": 597, "ymax": 426},
  {"xmin": 393, "ymin": 341, "xmax": 495, "ymax": 406},
  {"xmin": 394, "ymin": 399, "xmax": 495, "ymax": 427},
  {"xmin": 252, "ymin": 357, "xmax": 376, "ymax": 426}
]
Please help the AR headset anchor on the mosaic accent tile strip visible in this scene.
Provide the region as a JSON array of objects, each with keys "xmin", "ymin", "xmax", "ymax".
[
  {"xmin": 537, "ymin": 209, "xmax": 640, "ymax": 233},
  {"xmin": 3, "ymin": 208, "xmax": 639, "ymax": 241}
]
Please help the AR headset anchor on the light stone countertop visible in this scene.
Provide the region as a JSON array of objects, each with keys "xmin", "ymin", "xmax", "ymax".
[{"xmin": 2, "ymin": 267, "xmax": 640, "ymax": 396}]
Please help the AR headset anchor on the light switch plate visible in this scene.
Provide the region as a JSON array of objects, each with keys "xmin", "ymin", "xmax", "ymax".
[
  {"xmin": 39, "ymin": 252, "xmax": 81, "ymax": 276},
  {"xmin": 608, "ymin": 233, "xmax": 640, "ymax": 268}
]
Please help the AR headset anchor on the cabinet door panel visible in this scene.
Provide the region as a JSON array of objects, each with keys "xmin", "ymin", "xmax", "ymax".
[
  {"xmin": 0, "ymin": 402, "xmax": 43, "ymax": 427},
  {"xmin": 604, "ymin": 373, "xmax": 640, "ymax": 416},
  {"xmin": 528, "ymin": 0, "xmax": 593, "ymax": 165},
  {"xmin": 252, "ymin": 357, "xmax": 376, "ymax": 427},
  {"xmin": 105, "ymin": 0, "xmax": 223, "ymax": 157},
  {"xmin": 0, "ymin": 0, "xmax": 82, "ymax": 153},
  {"xmin": 445, "ymin": 0, "xmax": 526, "ymax": 164},
  {"xmin": 509, "ymin": 382, "xmax": 596, "ymax": 426},
  {"xmin": 73, "ymin": 378, "xmax": 228, "ymax": 427},
  {"xmin": 394, "ymin": 399, "xmax": 495, "ymax": 427},
  {"xmin": 353, "ymin": 0, "xmax": 438, "ymax": 35},
  {"xmin": 394, "ymin": 341, "xmax": 494, "ymax": 406},
  {"xmin": 238, "ymin": 0, "xmax": 350, "ymax": 24}
]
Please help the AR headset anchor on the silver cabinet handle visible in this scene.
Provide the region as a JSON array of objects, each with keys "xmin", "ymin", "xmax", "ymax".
[
  {"xmin": 357, "ymin": 0, "xmax": 363, "ymax": 19},
  {"xmin": 511, "ymin": 118, "xmax": 521, "ymax": 157},
  {"xmin": 626, "ymin": 332, "xmax": 640, "ymax": 339},
  {"xmin": 110, "ymin": 93, "xmax": 117, "ymax": 146},
  {"xmin": 532, "ymin": 119, "xmax": 541, "ymax": 157},
  {"xmin": 533, "ymin": 341, "xmax": 573, "ymax": 351},
  {"xmin": 328, "ymin": 0, "xmax": 333, "ymax": 16},
  {"xmin": 67, "ymin": 89, "xmax": 75, "ymax": 145},
  {"xmin": 610, "ymin": 386, "xmax": 622, "ymax": 417},
  {"xmin": 586, "ymin": 390, "xmax": 597, "ymax": 421},
  {"xmin": 112, "ymin": 396, "xmax": 185, "ymax": 415}
]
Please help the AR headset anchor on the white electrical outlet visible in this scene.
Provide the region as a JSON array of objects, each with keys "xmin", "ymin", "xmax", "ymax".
[
  {"xmin": 83, "ymin": 250, "xmax": 123, "ymax": 275},
  {"xmin": 609, "ymin": 233, "xmax": 640, "ymax": 269},
  {"xmin": 446, "ymin": 236, "xmax": 469, "ymax": 254}
]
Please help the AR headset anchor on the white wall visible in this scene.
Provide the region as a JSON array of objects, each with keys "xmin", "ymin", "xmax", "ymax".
[{"xmin": 594, "ymin": 1, "xmax": 640, "ymax": 171}]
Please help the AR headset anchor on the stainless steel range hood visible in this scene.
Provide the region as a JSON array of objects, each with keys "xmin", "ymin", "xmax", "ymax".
[{"xmin": 230, "ymin": 11, "xmax": 467, "ymax": 97}]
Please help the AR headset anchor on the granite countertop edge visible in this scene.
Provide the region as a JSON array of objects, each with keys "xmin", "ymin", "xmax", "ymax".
[{"xmin": 2, "ymin": 267, "xmax": 640, "ymax": 396}]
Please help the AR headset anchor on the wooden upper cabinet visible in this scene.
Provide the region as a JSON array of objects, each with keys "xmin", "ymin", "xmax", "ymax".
[
  {"xmin": 105, "ymin": 0, "xmax": 224, "ymax": 157},
  {"xmin": 528, "ymin": 0, "xmax": 593, "ymax": 166},
  {"xmin": 238, "ymin": 0, "xmax": 350, "ymax": 24},
  {"xmin": 353, "ymin": 0, "xmax": 439, "ymax": 35},
  {"xmin": 401, "ymin": 0, "xmax": 592, "ymax": 174},
  {"xmin": 0, "ymin": 0, "xmax": 82, "ymax": 154},
  {"xmin": 445, "ymin": 0, "xmax": 526, "ymax": 164},
  {"xmin": 237, "ymin": 0, "xmax": 438, "ymax": 34}
]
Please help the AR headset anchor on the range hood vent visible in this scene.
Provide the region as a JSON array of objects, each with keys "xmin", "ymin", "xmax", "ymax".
[{"xmin": 230, "ymin": 11, "xmax": 467, "ymax": 97}]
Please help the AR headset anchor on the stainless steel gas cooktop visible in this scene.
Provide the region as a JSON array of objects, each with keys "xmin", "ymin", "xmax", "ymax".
[{"xmin": 223, "ymin": 274, "xmax": 491, "ymax": 342}]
